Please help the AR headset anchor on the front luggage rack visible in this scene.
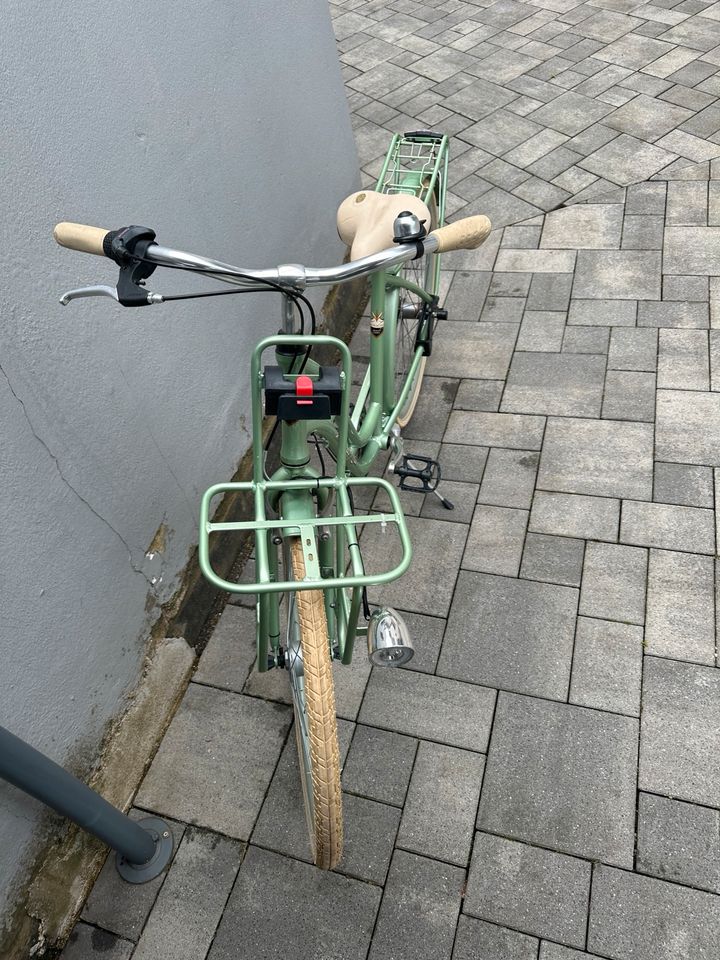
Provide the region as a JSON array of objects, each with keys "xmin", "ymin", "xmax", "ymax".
[{"xmin": 199, "ymin": 475, "xmax": 412, "ymax": 594}]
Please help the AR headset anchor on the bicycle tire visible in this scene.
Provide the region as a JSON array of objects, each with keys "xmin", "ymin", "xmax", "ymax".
[
  {"xmin": 393, "ymin": 185, "xmax": 439, "ymax": 428},
  {"xmin": 287, "ymin": 538, "xmax": 342, "ymax": 869}
]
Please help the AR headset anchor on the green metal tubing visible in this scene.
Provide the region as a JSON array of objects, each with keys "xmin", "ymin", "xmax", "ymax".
[
  {"xmin": 200, "ymin": 476, "xmax": 411, "ymax": 594},
  {"xmin": 249, "ymin": 335, "xmax": 352, "ymax": 483},
  {"xmin": 375, "ymin": 133, "xmax": 401, "ymax": 190}
]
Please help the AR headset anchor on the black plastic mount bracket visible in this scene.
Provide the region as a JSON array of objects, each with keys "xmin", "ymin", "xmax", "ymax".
[
  {"xmin": 104, "ymin": 225, "xmax": 158, "ymax": 306},
  {"xmin": 414, "ymin": 298, "xmax": 446, "ymax": 358}
]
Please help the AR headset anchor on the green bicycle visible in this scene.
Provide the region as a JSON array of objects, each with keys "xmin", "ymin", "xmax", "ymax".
[{"xmin": 55, "ymin": 131, "xmax": 491, "ymax": 869}]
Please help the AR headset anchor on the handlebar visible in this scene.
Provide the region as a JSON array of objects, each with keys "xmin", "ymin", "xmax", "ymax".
[{"xmin": 53, "ymin": 214, "xmax": 492, "ymax": 303}]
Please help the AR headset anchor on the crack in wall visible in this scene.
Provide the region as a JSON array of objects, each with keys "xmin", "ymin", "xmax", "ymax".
[{"xmin": 0, "ymin": 362, "xmax": 156, "ymax": 588}]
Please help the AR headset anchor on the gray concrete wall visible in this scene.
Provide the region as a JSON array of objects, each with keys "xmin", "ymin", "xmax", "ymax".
[{"xmin": 0, "ymin": 0, "xmax": 357, "ymax": 930}]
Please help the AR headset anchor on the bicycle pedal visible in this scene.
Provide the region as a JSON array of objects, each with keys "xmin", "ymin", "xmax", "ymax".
[{"xmin": 394, "ymin": 454, "xmax": 454, "ymax": 510}]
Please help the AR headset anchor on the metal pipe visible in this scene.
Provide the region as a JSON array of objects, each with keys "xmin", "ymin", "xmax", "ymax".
[{"xmin": 0, "ymin": 725, "xmax": 159, "ymax": 869}]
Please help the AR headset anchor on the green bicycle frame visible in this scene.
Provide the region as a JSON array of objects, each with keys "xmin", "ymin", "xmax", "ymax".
[{"xmin": 199, "ymin": 133, "xmax": 449, "ymax": 673}]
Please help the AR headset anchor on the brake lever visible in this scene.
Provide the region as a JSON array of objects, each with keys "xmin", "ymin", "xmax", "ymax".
[
  {"xmin": 60, "ymin": 285, "xmax": 119, "ymax": 306},
  {"xmin": 59, "ymin": 284, "xmax": 163, "ymax": 307}
]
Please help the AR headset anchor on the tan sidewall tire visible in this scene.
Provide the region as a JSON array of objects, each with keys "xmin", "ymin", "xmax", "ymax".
[{"xmin": 290, "ymin": 539, "xmax": 343, "ymax": 869}]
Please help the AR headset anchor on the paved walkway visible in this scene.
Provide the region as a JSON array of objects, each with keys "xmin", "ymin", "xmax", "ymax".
[{"xmin": 62, "ymin": 1, "xmax": 720, "ymax": 958}]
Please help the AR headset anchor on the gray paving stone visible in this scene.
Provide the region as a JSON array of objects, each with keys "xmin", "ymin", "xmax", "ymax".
[
  {"xmin": 431, "ymin": 321, "xmax": 518, "ymax": 380},
  {"xmin": 445, "ymin": 411, "xmax": 546, "ymax": 450},
  {"xmin": 620, "ymin": 213, "xmax": 665, "ymax": 249},
  {"xmin": 658, "ymin": 329, "xmax": 710, "ymax": 389},
  {"xmin": 359, "ymin": 667, "xmax": 496, "ymax": 752},
  {"xmin": 397, "ymin": 741, "xmax": 484, "ymax": 866},
  {"xmin": 60, "ymin": 925, "xmax": 133, "ymax": 960},
  {"xmin": 479, "ymin": 448, "xmax": 539, "ymax": 509},
  {"xmin": 445, "ymin": 270, "xmax": 492, "ymax": 321},
  {"xmin": 440, "ymin": 571, "xmax": 578, "ymax": 700},
  {"xmin": 638, "ymin": 300, "xmax": 710, "ymax": 327},
  {"xmin": 654, "ymin": 461, "xmax": 714, "ymax": 507},
  {"xmin": 663, "ymin": 224, "xmax": 720, "ymax": 273},
  {"xmin": 529, "ymin": 90, "xmax": 614, "ymax": 135},
  {"xmin": 605, "ymin": 93, "xmax": 693, "ymax": 139},
  {"xmin": 516, "ymin": 311, "xmax": 567, "ymax": 351},
  {"xmin": 666, "ymin": 180, "xmax": 709, "ymax": 225},
  {"xmin": 562, "ymin": 325, "xmax": 611, "ymax": 353},
  {"xmin": 502, "ymin": 352, "xmax": 606, "ymax": 416},
  {"xmin": 480, "ymin": 296, "xmax": 526, "ymax": 324},
  {"xmin": 538, "ymin": 417, "xmax": 654, "ymax": 499},
  {"xmin": 463, "ymin": 504, "xmax": 528, "ymax": 576},
  {"xmin": 589, "ymin": 863, "xmax": 720, "ymax": 960},
  {"xmin": 656, "ymin": 388, "xmax": 720, "ymax": 464},
  {"xmin": 439, "ymin": 443, "xmax": 489, "ymax": 484},
  {"xmin": 136, "ymin": 684, "xmax": 291, "ymax": 840},
  {"xmin": 645, "ymin": 548, "xmax": 716, "ymax": 663},
  {"xmin": 494, "ymin": 249, "xmax": 577, "ymax": 274},
  {"xmin": 625, "ymin": 180, "xmax": 667, "ymax": 214},
  {"xmin": 453, "ymin": 380, "xmax": 503, "ymax": 413},
  {"xmin": 463, "ymin": 109, "xmax": 543, "ymax": 156},
  {"xmin": 530, "ymin": 491, "xmax": 620, "ymax": 541},
  {"xmin": 465, "ymin": 832, "xmax": 591, "ymax": 948},
  {"xmin": 81, "ymin": 813, "xmax": 184, "ymax": 940},
  {"xmin": 342, "ymin": 725, "xmax": 417, "ymax": 807},
  {"xmin": 520, "ymin": 533, "xmax": 585, "ymax": 587},
  {"xmin": 526, "ymin": 273, "xmax": 574, "ymax": 311},
  {"xmin": 132, "ymin": 828, "xmax": 242, "ymax": 960},
  {"xmin": 369, "ymin": 851, "xmax": 464, "ymax": 960},
  {"xmin": 580, "ymin": 541, "xmax": 648, "ymax": 624},
  {"xmin": 515, "ymin": 177, "xmax": 573, "ymax": 212},
  {"xmin": 404, "ymin": 377, "xmax": 458, "ymax": 442},
  {"xmin": 480, "ymin": 693, "xmax": 637, "ymax": 867},
  {"xmin": 567, "ymin": 298, "xmax": 637, "ymax": 326},
  {"xmin": 621, "ymin": 499, "xmax": 715, "ymax": 553},
  {"xmin": 361, "ymin": 515, "xmax": 466, "ymax": 617},
  {"xmin": 539, "ymin": 945, "xmax": 599, "ymax": 960},
  {"xmin": 488, "ymin": 269, "xmax": 531, "ymax": 300},
  {"xmin": 608, "ymin": 327, "xmax": 658, "ymax": 370},
  {"xmin": 464, "ymin": 187, "xmax": 544, "ymax": 230},
  {"xmin": 208, "ymin": 845, "xmax": 380, "ymax": 960},
  {"xmin": 541, "ymin": 204, "xmax": 623, "ymax": 248},
  {"xmin": 569, "ymin": 616, "xmax": 643, "ymax": 716},
  {"xmin": 194, "ymin": 604, "xmax": 256, "ymax": 692},
  {"xmin": 602, "ymin": 370, "xmax": 656, "ymax": 421},
  {"xmin": 637, "ymin": 792, "xmax": 720, "ymax": 893},
  {"xmin": 443, "ymin": 78, "xmax": 519, "ymax": 122},
  {"xmin": 579, "ymin": 133, "xmax": 676, "ymax": 184},
  {"xmin": 502, "ymin": 225, "xmax": 543, "ymax": 248},
  {"xmin": 573, "ymin": 249, "xmax": 661, "ymax": 299},
  {"xmin": 452, "ymin": 916, "xmax": 538, "ymax": 960},
  {"xmin": 595, "ymin": 34, "xmax": 674, "ymax": 70},
  {"xmin": 641, "ymin": 655, "xmax": 720, "ymax": 806},
  {"xmin": 663, "ymin": 274, "xmax": 709, "ymax": 301}
]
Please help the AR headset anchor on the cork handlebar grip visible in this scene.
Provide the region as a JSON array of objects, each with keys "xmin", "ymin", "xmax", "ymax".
[
  {"xmin": 429, "ymin": 215, "xmax": 492, "ymax": 253},
  {"xmin": 53, "ymin": 222, "xmax": 110, "ymax": 256}
]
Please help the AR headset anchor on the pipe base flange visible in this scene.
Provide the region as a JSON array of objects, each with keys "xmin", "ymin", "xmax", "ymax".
[{"xmin": 115, "ymin": 817, "xmax": 173, "ymax": 884}]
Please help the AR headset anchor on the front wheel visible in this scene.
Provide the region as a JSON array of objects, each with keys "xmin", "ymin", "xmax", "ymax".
[{"xmin": 287, "ymin": 538, "xmax": 343, "ymax": 869}]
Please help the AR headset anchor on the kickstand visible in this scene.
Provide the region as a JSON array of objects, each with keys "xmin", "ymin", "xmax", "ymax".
[{"xmin": 430, "ymin": 487, "xmax": 454, "ymax": 511}]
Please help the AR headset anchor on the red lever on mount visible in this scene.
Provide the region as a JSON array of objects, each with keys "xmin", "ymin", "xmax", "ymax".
[
  {"xmin": 295, "ymin": 375, "xmax": 313, "ymax": 404},
  {"xmin": 296, "ymin": 375, "xmax": 313, "ymax": 396}
]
